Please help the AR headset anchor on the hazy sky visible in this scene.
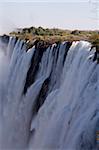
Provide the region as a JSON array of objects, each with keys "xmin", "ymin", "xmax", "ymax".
[{"xmin": 0, "ymin": 0, "xmax": 99, "ymax": 34}]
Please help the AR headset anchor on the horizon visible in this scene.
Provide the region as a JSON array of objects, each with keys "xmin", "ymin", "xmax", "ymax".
[
  {"xmin": 0, "ymin": 1, "xmax": 99, "ymax": 34},
  {"xmin": 13, "ymin": 26, "xmax": 99, "ymax": 33},
  {"xmin": 1, "ymin": 26, "xmax": 99, "ymax": 36}
]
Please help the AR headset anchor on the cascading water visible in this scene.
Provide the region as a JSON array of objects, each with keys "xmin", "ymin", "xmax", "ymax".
[{"xmin": 0, "ymin": 36, "xmax": 99, "ymax": 150}]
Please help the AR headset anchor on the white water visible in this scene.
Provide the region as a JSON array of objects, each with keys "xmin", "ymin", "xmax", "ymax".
[{"xmin": 0, "ymin": 37, "xmax": 99, "ymax": 150}]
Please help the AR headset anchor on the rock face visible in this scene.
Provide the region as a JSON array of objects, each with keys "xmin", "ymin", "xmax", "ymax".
[
  {"xmin": 0, "ymin": 35, "xmax": 10, "ymax": 53},
  {"xmin": 33, "ymin": 77, "xmax": 50, "ymax": 113},
  {"xmin": 93, "ymin": 47, "xmax": 99, "ymax": 63},
  {"xmin": 63, "ymin": 41, "xmax": 72, "ymax": 64},
  {"xmin": 0, "ymin": 35, "xmax": 9, "ymax": 44},
  {"xmin": 24, "ymin": 40, "xmax": 49, "ymax": 94},
  {"xmin": 71, "ymin": 30, "xmax": 80, "ymax": 35}
]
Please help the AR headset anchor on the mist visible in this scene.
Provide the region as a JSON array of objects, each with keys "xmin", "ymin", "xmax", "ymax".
[
  {"xmin": 0, "ymin": 18, "xmax": 16, "ymax": 35},
  {"xmin": 0, "ymin": 39, "xmax": 8, "ymax": 84}
]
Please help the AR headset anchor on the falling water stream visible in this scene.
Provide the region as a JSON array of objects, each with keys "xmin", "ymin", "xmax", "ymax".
[{"xmin": 0, "ymin": 36, "xmax": 99, "ymax": 150}]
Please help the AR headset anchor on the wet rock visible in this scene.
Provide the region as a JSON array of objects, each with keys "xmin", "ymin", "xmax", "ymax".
[
  {"xmin": 92, "ymin": 45, "xmax": 99, "ymax": 63},
  {"xmin": 63, "ymin": 41, "xmax": 72, "ymax": 65},
  {"xmin": 24, "ymin": 40, "xmax": 50, "ymax": 94},
  {"xmin": 71, "ymin": 30, "xmax": 80, "ymax": 35},
  {"xmin": 0, "ymin": 34, "xmax": 9, "ymax": 44},
  {"xmin": 33, "ymin": 77, "xmax": 50, "ymax": 113}
]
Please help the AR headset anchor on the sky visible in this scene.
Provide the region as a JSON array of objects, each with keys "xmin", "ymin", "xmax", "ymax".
[{"xmin": 0, "ymin": 0, "xmax": 99, "ymax": 34}]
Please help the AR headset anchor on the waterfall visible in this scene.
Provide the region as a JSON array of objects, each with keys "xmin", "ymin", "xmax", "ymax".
[{"xmin": 0, "ymin": 36, "xmax": 99, "ymax": 150}]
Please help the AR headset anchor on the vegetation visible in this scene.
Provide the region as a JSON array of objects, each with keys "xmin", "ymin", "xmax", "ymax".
[
  {"xmin": 89, "ymin": 33, "xmax": 99, "ymax": 46},
  {"xmin": 9, "ymin": 26, "xmax": 99, "ymax": 48}
]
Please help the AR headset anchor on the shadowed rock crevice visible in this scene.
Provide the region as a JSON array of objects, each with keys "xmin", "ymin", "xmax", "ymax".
[
  {"xmin": 0, "ymin": 35, "xmax": 9, "ymax": 44},
  {"xmin": 63, "ymin": 41, "xmax": 72, "ymax": 65},
  {"xmin": 33, "ymin": 77, "xmax": 50, "ymax": 113},
  {"xmin": 24, "ymin": 40, "xmax": 50, "ymax": 94}
]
